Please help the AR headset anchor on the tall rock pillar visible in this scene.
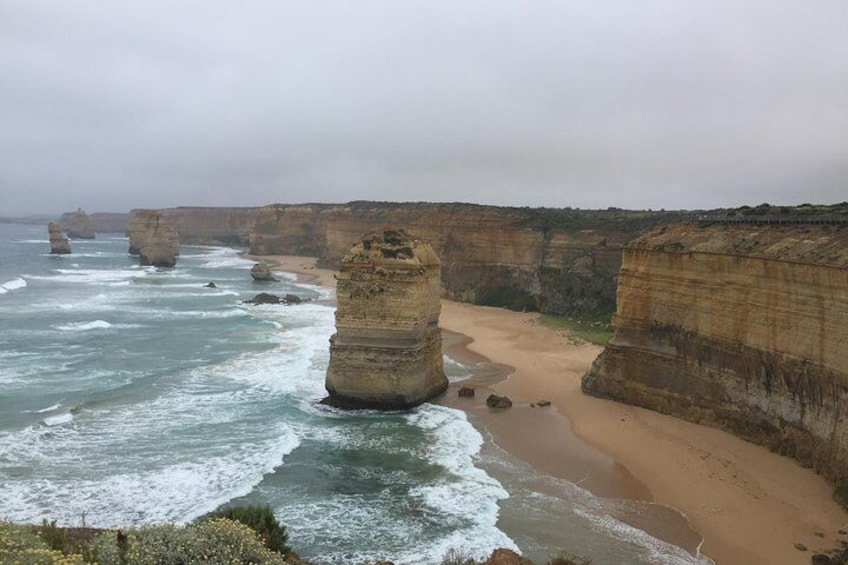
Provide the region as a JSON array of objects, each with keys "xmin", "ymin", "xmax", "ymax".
[
  {"xmin": 325, "ymin": 229, "xmax": 447, "ymax": 409},
  {"xmin": 47, "ymin": 222, "xmax": 71, "ymax": 254}
]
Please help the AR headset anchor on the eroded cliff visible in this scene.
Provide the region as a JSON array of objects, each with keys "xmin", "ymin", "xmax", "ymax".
[
  {"xmin": 249, "ymin": 202, "xmax": 680, "ymax": 316},
  {"xmin": 325, "ymin": 229, "xmax": 447, "ymax": 408},
  {"xmin": 583, "ymin": 222, "xmax": 848, "ymax": 486}
]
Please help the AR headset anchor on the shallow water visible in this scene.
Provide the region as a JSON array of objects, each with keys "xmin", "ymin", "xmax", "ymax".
[{"xmin": 0, "ymin": 223, "xmax": 711, "ymax": 564}]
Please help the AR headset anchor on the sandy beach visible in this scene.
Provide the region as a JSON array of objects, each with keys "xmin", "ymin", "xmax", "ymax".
[{"xmin": 258, "ymin": 254, "xmax": 848, "ymax": 565}]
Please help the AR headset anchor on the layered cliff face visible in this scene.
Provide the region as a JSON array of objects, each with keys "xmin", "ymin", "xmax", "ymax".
[
  {"xmin": 127, "ymin": 207, "xmax": 260, "ymax": 251},
  {"xmin": 159, "ymin": 207, "xmax": 261, "ymax": 246},
  {"xmin": 249, "ymin": 205, "xmax": 325, "ymax": 256},
  {"xmin": 60, "ymin": 209, "xmax": 95, "ymax": 239},
  {"xmin": 131, "ymin": 211, "xmax": 180, "ymax": 267},
  {"xmin": 583, "ymin": 222, "xmax": 848, "ymax": 485},
  {"xmin": 249, "ymin": 203, "xmax": 677, "ymax": 316},
  {"xmin": 47, "ymin": 222, "xmax": 71, "ymax": 254},
  {"xmin": 325, "ymin": 229, "xmax": 447, "ymax": 408}
]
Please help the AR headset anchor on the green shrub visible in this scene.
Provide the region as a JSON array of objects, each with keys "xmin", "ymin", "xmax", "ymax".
[
  {"xmin": 0, "ymin": 522, "xmax": 86, "ymax": 565},
  {"xmin": 93, "ymin": 519, "xmax": 287, "ymax": 565},
  {"xmin": 37, "ymin": 520, "xmax": 67, "ymax": 553},
  {"xmin": 198, "ymin": 504, "xmax": 290, "ymax": 556},
  {"xmin": 440, "ymin": 547, "xmax": 477, "ymax": 565}
]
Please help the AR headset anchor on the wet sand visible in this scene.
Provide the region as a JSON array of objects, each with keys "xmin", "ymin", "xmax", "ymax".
[{"xmin": 259, "ymin": 254, "xmax": 848, "ymax": 565}]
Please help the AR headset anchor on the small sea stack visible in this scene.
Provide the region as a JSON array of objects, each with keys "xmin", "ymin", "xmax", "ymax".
[
  {"xmin": 47, "ymin": 222, "xmax": 71, "ymax": 254},
  {"xmin": 250, "ymin": 263, "xmax": 278, "ymax": 281},
  {"xmin": 325, "ymin": 228, "xmax": 447, "ymax": 409}
]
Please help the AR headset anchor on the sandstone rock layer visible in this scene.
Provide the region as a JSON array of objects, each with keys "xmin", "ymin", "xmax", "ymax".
[
  {"xmin": 583, "ymin": 222, "xmax": 848, "ymax": 486},
  {"xmin": 325, "ymin": 229, "xmax": 447, "ymax": 409},
  {"xmin": 47, "ymin": 222, "xmax": 71, "ymax": 254},
  {"xmin": 132, "ymin": 211, "xmax": 179, "ymax": 267}
]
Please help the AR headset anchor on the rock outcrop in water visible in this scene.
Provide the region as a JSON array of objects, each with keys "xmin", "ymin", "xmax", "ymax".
[
  {"xmin": 62, "ymin": 208, "xmax": 95, "ymax": 239},
  {"xmin": 325, "ymin": 229, "xmax": 448, "ymax": 409},
  {"xmin": 134, "ymin": 211, "xmax": 179, "ymax": 267},
  {"xmin": 47, "ymin": 222, "xmax": 71, "ymax": 254},
  {"xmin": 250, "ymin": 263, "xmax": 278, "ymax": 281},
  {"xmin": 582, "ymin": 221, "xmax": 848, "ymax": 487}
]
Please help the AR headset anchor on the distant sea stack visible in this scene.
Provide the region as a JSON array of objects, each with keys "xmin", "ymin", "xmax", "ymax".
[
  {"xmin": 582, "ymin": 221, "xmax": 848, "ymax": 487},
  {"xmin": 61, "ymin": 208, "xmax": 95, "ymax": 239},
  {"xmin": 47, "ymin": 222, "xmax": 71, "ymax": 254},
  {"xmin": 135, "ymin": 211, "xmax": 179, "ymax": 267},
  {"xmin": 325, "ymin": 229, "xmax": 448, "ymax": 409}
]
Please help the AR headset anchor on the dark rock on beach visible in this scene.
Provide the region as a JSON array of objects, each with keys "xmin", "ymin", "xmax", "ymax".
[
  {"xmin": 458, "ymin": 386, "xmax": 475, "ymax": 397},
  {"xmin": 486, "ymin": 394, "xmax": 513, "ymax": 409}
]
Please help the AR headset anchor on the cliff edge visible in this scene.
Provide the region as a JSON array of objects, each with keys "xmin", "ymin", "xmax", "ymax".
[{"xmin": 583, "ymin": 222, "xmax": 848, "ymax": 487}]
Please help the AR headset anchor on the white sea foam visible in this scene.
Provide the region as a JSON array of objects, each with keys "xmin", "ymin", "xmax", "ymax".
[
  {"xmin": 29, "ymin": 268, "xmax": 151, "ymax": 285},
  {"xmin": 0, "ymin": 425, "xmax": 300, "ymax": 527},
  {"xmin": 30, "ymin": 403, "xmax": 62, "ymax": 414},
  {"xmin": 574, "ymin": 507, "xmax": 713, "ymax": 564},
  {"xmin": 54, "ymin": 320, "xmax": 113, "ymax": 331},
  {"xmin": 403, "ymin": 406, "xmax": 517, "ymax": 563},
  {"xmin": 0, "ymin": 359, "xmax": 301, "ymax": 527},
  {"xmin": 43, "ymin": 413, "xmax": 74, "ymax": 427},
  {"xmin": 0, "ymin": 277, "xmax": 27, "ymax": 294},
  {"xmin": 194, "ymin": 247, "xmax": 255, "ymax": 269}
]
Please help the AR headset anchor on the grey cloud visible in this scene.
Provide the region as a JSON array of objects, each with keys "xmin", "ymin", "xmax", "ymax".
[{"xmin": 2, "ymin": 0, "xmax": 847, "ymax": 215}]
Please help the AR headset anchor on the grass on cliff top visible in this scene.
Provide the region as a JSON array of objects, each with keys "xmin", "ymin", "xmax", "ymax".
[{"xmin": 539, "ymin": 307, "xmax": 614, "ymax": 346}]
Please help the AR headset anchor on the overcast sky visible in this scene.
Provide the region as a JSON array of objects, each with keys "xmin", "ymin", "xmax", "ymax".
[{"xmin": 2, "ymin": 1, "xmax": 847, "ymax": 215}]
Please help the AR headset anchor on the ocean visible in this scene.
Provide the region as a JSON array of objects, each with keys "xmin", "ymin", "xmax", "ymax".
[{"xmin": 0, "ymin": 222, "xmax": 710, "ymax": 564}]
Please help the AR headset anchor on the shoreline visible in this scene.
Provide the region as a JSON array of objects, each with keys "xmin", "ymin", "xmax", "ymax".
[{"xmin": 258, "ymin": 254, "xmax": 848, "ymax": 565}]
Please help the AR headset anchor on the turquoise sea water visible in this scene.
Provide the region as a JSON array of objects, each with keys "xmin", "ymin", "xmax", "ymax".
[{"xmin": 0, "ymin": 223, "xmax": 710, "ymax": 564}]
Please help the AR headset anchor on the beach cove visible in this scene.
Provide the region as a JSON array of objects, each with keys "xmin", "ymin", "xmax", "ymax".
[{"xmin": 263, "ymin": 254, "xmax": 848, "ymax": 565}]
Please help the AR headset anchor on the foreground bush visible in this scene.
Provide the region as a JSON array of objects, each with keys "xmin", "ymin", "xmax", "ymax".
[
  {"xmin": 92, "ymin": 518, "xmax": 287, "ymax": 565},
  {"xmin": 198, "ymin": 504, "xmax": 291, "ymax": 556},
  {"xmin": 0, "ymin": 521, "xmax": 86, "ymax": 565}
]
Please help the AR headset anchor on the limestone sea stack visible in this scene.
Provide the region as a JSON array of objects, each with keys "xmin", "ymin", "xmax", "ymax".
[
  {"xmin": 137, "ymin": 212, "xmax": 179, "ymax": 267},
  {"xmin": 325, "ymin": 229, "xmax": 448, "ymax": 409},
  {"xmin": 62, "ymin": 208, "xmax": 95, "ymax": 239},
  {"xmin": 47, "ymin": 222, "xmax": 71, "ymax": 254},
  {"xmin": 127, "ymin": 209, "xmax": 156, "ymax": 255}
]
